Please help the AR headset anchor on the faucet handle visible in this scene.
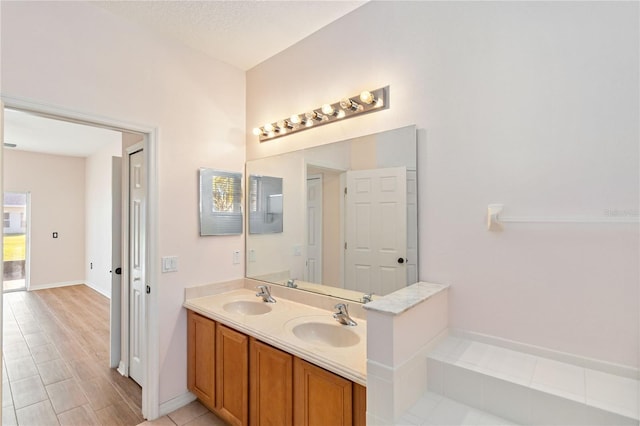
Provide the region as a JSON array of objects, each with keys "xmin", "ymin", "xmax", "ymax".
[
  {"xmin": 256, "ymin": 285, "xmax": 270, "ymax": 296},
  {"xmin": 334, "ymin": 303, "xmax": 348, "ymax": 314},
  {"xmin": 362, "ymin": 293, "xmax": 374, "ymax": 303}
]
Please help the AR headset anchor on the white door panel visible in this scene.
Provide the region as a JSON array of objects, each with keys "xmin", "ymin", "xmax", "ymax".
[
  {"xmin": 110, "ymin": 157, "xmax": 122, "ymax": 369},
  {"xmin": 129, "ymin": 149, "xmax": 145, "ymax": 385},
  {"xmin": 345, "ymin": 167, "xmax": 407, "ymax": 295}
]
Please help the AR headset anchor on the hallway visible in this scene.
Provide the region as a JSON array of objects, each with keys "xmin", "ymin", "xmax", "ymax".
[{"xmin": 2, "ymin": 285, "xmax": 143, "ymax": 425}]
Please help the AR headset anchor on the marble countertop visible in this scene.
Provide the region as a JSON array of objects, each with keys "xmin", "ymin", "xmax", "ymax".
[
  {"xmin": 184, "ymin": 288, "xmax": 367, "ymax": 386},
  {"xmin": 363, "ymin": 281, "xmax": 449, "ymax": 315}
]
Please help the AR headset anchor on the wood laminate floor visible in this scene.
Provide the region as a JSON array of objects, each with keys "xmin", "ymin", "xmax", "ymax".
[
  {"xmin": 2, "ymin": 284, "xmax": 226, "ymax": 426},
  {"xmin": 2, "ymin": 284, "xmax": 143, "ymax": 425}
]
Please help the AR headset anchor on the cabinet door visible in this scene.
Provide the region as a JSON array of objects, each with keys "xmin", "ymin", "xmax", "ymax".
[
  {"xmin": 293, "ymin": 357, "xmax": 353, "ymax": 426},
  {"xmin": 187, "ymin": 310, "xmax": 216, "ymax": 410},
  {"xmin": 353, "ymin": 383, "xmax": 366, "ymax": 426},
  {"xmin": 249, "ymin": 338, "xmax": 293, "ymax": 426},
  {"xmin": 216, "ymin": 324, "xmax": 249, "ymax": 426}
]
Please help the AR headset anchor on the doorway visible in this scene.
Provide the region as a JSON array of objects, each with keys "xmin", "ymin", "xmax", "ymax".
[
  {"xmin": 0, "ymin": 98, "xmax": 159, "ymax": 420},
  {"xmin": 3, "ymin": 192, "xmax": 29, "ymax": 292}
]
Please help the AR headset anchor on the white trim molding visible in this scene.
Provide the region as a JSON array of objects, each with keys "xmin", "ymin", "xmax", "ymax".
[{"xmin": 159, "ymin": 391, "xmax": 197, "ymax": 417}]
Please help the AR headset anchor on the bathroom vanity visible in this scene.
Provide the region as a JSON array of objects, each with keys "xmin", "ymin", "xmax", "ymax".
[{"xmin": 184, "ymin": 282, "xmax": 367, "ymax": 426}]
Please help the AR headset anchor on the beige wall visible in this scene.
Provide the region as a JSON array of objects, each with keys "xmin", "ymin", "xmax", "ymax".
[
  {"xmin": 4, "ymin": 150, "xmax": 86, "ymax": 288},
  {"xmin": 247, "ymin": 2, "xmax": 639, "ymax": 367},
  {"xmin": 86, "ymin": 139, "xmax": 122, "ymax": 297},
  {"xmin": 2, "ymin": 1, "xmax": 246, "ymax": 404}
]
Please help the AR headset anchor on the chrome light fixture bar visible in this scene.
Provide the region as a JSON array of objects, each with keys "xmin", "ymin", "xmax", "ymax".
[{"xmin": 252, "ymin": 86, "xmax": 389, "ymax": 142}]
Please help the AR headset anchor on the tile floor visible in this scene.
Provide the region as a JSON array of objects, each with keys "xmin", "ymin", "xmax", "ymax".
[
  {"xmin": 137, "ymin": 400, "xmax": 227, "ymax": 426},
  {"xmin": 400, "ymin": 391, "xmax": 519, "ymax": 425}
]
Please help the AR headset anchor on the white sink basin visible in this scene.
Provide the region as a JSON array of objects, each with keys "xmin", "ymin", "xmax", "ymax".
[
  {"xmin": 291, "ymin": 322, "xmax": 360, "ymax": 348},
  {"xmin": 223, "ymin": 300, "xmax": 272, "ymax": 315}
]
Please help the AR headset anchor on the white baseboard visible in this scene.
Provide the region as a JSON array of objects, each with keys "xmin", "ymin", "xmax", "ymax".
[
  {"xmin": 117, "ymin": 361, "xmax": 127, "ymax": 377},
  {"xmin": 28, "ymin": 280, "xmax": 85, "ymax": 291},
  {"xmin": 28, "ymin": 280, "xmax": 111, "ymax": 299},
  {"xmin": 159, "ymin": 391, "xmax": 197, "ymax": 417},
  {"xmin": 84, "ymin": 283, "xmax": 111, "ymax": 299},
  {"xmin": 451, "ymin": 328, "xmax": 639, "ymax": 379}
]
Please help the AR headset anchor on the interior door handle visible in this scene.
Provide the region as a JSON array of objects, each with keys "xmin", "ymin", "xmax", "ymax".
[
  {"xmin": 114, "ymin": 267, "xmax": 122, "ymax": 275},
  {"xmin": 397, "ymin": 258, "xmax": 407, "ymax": 264}
]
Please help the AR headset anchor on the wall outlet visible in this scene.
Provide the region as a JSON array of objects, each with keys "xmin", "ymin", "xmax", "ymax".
[
  {"xmin": 233, "ymin": 250, "xmax": 240, "ymax": 264},
  {"xmin": 293, "ymin": 245, "xmax": 302, "ymax": 256},
  {"xmin": 161, "ymin": 256, "xmax": 178, "ymax": 273},
  {"xmin": 249, "ymin": 249, "xmax": 256, "ymax": 262}
]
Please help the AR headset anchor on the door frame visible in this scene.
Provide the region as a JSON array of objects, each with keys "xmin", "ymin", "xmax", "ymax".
[
  {"xmin": 0, "ymin": 95, "xmax": 160, "ymax": 420},
  {"xmin": 2, "ymin": 191, "xmax": 31, "ymax": 293}
]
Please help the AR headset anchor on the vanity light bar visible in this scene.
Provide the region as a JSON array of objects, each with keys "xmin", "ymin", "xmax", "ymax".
[{"xmin": 252, "ymin": 86, "xmax": 389, "ymax": 142}]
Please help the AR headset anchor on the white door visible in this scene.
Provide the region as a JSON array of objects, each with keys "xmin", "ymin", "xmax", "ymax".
[
  {"xmin": 129, "ymin": 148, "xmax": 145, "ymax": 385},
  {"xmin": 345, "ymin": 167, "xmax": 407, "ymax": 295},
  {"xmin": 110, "ymin": 157, "xmax": 122, "ymax": 369},
  {"xmin": 306, "ymin": 175, "xmax": 323, "ymax": 283}
]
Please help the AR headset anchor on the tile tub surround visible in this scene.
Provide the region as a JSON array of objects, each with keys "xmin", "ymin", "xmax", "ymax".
[
  {"xmin": 183, "ymin": 286, "xmax": 367, "ymax": 385},
  {"xmin": 363, "ymin": 282, "xmax": 450, "ymax": 425},
  {"xmin": 427, "ymin": 336, "xmax": 639, "ymax": 425}
]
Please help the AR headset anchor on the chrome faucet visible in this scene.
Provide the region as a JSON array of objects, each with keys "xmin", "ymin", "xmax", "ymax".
[
  {"xmin": 286, "ymin": 278, "xmax": 298, "ymax": 288},
  {"xmin": 333, "ymin": 303, "xmax": 357, "ymax": 326},
  {"xmin": 362, "ymin": 293, "xmax": 373, "ymax": 304},
  {"xmin": 256, "ymin": 285, "xmax": 276, "ymax": 303}
]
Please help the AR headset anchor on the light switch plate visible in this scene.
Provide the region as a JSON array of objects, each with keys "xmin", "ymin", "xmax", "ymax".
[
  {"xmin": 162, "ymin": 256, "xmax": 178, "ymax": 273},
  {"xmin": 233, "ymin": 250, "xmax": 240, "ymax": 264}
]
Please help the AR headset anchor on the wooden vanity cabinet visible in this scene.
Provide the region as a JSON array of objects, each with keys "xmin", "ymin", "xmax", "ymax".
[
  {"xmin": 249, "ymin": 338, "xmax": 293, "ymax": 426},
  {"xmin": 186, "ymin": 309, "xmax": 365, "ymax": 426},
  {"xmin": 216, "ymin": 324, "xmax": 249, "ymax": 426},
  {"xmin": 187, "ymin": 310, "xmax": 216, "ymax": 411}
]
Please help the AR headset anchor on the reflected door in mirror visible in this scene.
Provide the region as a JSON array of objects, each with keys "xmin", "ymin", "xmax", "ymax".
[{"xmin": 345, "ymin": 167, "xmax": 408, "ymax": 295}]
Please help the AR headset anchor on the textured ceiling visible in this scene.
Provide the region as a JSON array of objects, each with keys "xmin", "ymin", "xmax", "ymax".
[{"xmin": 92, "ymin": 0, "xmax": 367, "ymax": 70}]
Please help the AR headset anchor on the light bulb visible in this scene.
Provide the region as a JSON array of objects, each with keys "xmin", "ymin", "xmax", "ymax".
[
  {"xmin": 321, "ymin": 104, "xmax": 334, "ymax": 115},
  {"xmin": 264, "ymin": 123, "xmax": 274, "ymax": 132},
  {"xmin": 252, "ymin": 127, "xmax": 262, "ymax": 136},
  {"xmin": 305, "ymin": 111, "xmax": 324, "ymax": 121},
  {"xmin": 336, "ymin": 110, "xmax": 346, "ymax": 119},
  {"xmin": 340, "ymin": 97, "xmax": 360, "ymax": 111},
  {"xmin": 290, "ymin": 114, "xmax": 301, "ymax": 124},
  {"xmin": 360, "ymin": 90, "xmax": 376, "ymax": 105}
]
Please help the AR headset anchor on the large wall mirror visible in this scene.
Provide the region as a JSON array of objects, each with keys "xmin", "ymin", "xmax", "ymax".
[{"xmin": 245, "ymin": 125, "xmax": 418, "ymax": 302}]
